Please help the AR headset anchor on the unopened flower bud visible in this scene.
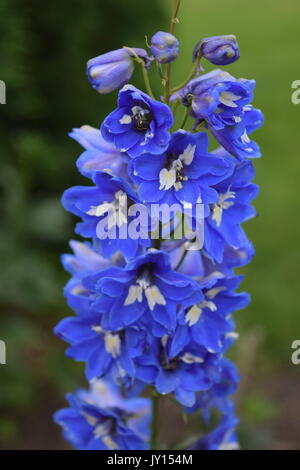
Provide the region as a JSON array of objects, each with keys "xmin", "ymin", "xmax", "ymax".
[
  {"xmin": 150, "ymin": 31, "xmax": 179, "ymax": 64},
  {"xmin": 193, "ymin": 35, "xmax": 240, "ymax": 66},
  {"xmin": 87, "ymin": 48, "xmax": 150, "ymax": 94}
]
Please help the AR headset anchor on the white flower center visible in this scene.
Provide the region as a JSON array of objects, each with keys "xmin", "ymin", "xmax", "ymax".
[
  {"xmin": 159, "ymin": 144, "xmax": 196, "ymax": 192},
  {"xmin": 104, "ymin": 333, "xmax": 121, "ymax": 358},
  {"xmin": 185, "ymin": 301, "xmax": 216, "ymax": 326},
  {"xmin": 85, "ymin": 416, "xmax": 120, "ymax": 450},
  {"xmin": 180, "ymin": 353, "xmax": 204, "ymax": 364},
  {"xmin": 211, "ymin": 189, "xmax": 235, "ymax": 227},
  {"xmin": 241, "ymin": 129, "xmax": 251, "ymax": 144},
  {"xmin": 91, "ymin": 326, "xmax": 121, "ymax": 359},
  {"xmin": 219, "ymin": 91, "xmax": 241, "ymax": 108},
  {"xmin": 102, "ymin": 435, "xmax": 120, "ymax": 450},
  {"xmin": 119, "ymin": 114, "xmax": 132, "ymax": 125},
  {"xmin": 185, "ymin": 286, "xmax": 226, "ymax": 327},
  {"xmin": 206, "ymin": 286, "xmax": 226, "ymax": 299},
  {"xmin": 124, "ymin": 276, "xmax": 166, "ymax": 311},
  {"xmin": 87, "ymin": 190, "xmax": 127, "ymax": 229}
]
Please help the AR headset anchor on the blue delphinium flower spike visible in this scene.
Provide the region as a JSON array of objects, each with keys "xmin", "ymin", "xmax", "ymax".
[{"xmin": 56, "ymin": 1, "xmax": 263, "ymax": 450}]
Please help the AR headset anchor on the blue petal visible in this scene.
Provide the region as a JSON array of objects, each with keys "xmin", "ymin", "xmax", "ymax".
[{"xmin": 155, "ymin": 369, "xmax": 180, "ymax": 394}]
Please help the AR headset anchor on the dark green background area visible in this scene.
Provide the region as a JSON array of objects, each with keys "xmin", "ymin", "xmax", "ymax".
[{"xmin": 0, "ymin": 0, "xmax": 299, "ymax": 450}]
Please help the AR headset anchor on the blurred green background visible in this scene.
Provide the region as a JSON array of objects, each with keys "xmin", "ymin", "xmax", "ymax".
[{"xmin": 0, "ymin": 0, "xmax": 299, "ymax": 450}]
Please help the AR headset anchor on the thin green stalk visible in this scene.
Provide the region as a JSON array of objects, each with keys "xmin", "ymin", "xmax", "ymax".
[
  {"xmin": 174, "ymin": 246, "xmax": 188, "ymax": 270},
  {"xmin": 171, "ymin": 53, "xmax": 202, "ymax": 94},
  {"xmin": 164, "ymin": 0, "xmax": 182, "ymax": 104},
  {"xmin": 123, "ymin": 46, "xmax": 155, "ymax": 98},
  {"xmin": 140, "ymin": 62, "xmax": 155, "ymax": 99},
  {"xmin": 156, "ymin": 62, "xmax": 166, "ymax": 83},
  {"xmin": 178, "ymin": 105, "xmax": 190, "ymax": 130},
  {"xmin": 193, "ymin": 120, "xmax": 206, "ymax": 132},
  {"xmin": 152, "ymin": 221, "xmax": 162, "ymax": 249},
  {"xmin": 153, "ymin": 237, "xmax": 161, "ymax": 250},
  {"xmin": 172, "ymin": 99, "xmax": 180, "ymax": 116}
]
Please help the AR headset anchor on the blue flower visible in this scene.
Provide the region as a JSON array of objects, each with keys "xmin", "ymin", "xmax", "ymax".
[
  {"xmin": 84, "ymin": 249, "xmax": 202, "ymax": 336},
  {"xmin": 101, "ymin": 85, "xmax": 173, "ymax": 158},
  {"xmin": 175, "ymin": 275, "xmax": 249, "ymax": 355},
  {"xmin": 61, "ymin": 172, "xmax": 150, "ymax": 259},
  {"xmin": 62, "ymin": 240, "xmax": 113, "ymax": 278},
  {"xmin": 189, "ymin": 404, "xmax": 239, "ymax": 450},
  {"xmin": 167, "ymin": 238, "xmax": 255, "ymax": 284},
  {"xmin": 210, "ymin": 105, "xmax": 264, "ymax": 160},
  {"xmin": 151, "ymin": 31, "xmax": 179, "ymax": 64},
  {"xmin": 191, "ymin": 358, "xmax": 240, "ymax": 418},
  {"xmin": 176, "ymin": 70, "xmax": 254, "ymax": 121},
  {"xmin": 221, "ymin": 240, "xmax": 255, "ymax": 272},
  {"xmin": 61, "ymin": 240, "xmax": 117, "ymax": 316},
  {"xmin": 135, "ymin": 336, "xmax": 225, "ymax": 407},
  {"xmin": 129, "ymin": 131, "xmax": 233, "ymax": 211},
  {"xmin": 204, "ymin": 157, "xmax": 258, "ymax": 263},
  {"xmin": 87, "ymin": 48, "xmax": 150, "ymax": 94},
  {"xmin": 69, "ymin": 125, "xmax": 126, "ymax": 179},
  {"xmin": 55, "ymin": 314, "xmax": 150, "ymax": 381},
  {"xmin": 54, "ymin": 380, "xmax": 150, "ymax": 450},
  {"xmin": 173, "ymin": 70, "xmax": 263, "ymax": 159},
  {"xmin": 193, "ymin": 35, "xmax": 240, "ymax": 66}
]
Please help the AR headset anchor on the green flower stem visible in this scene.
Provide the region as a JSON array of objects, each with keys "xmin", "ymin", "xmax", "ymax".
[
  {"xmin": 123, "ymin": 46, "xmax": 155, "ymax": 99},
  {"xmin": 174, "ymin": 246, "xmax": 188, "ymax": 271},
  {"xmin": 193, "ymin": 120, "xmax": 206, "ymax": 132},
  {"xmin": 171, "ymin": 53, "xmax": 202, "ymax": 94},
  {"xmin": 153, "ymin": 237, "xmax": 161, "ymax": 250},
  {"xmin": 140, "ymin": 62, "xmax": 155, "ymax": 99},
  {"xmin": 164, "ymin": 0, "xmax": 182, "ymax": 104},
  {"xmin": 178, "ymin": 105, "xmax": 190, "ymax": 130},
  {"xmin": 172, "ymin": 99, "xmax": 180, "ymax": 115}
]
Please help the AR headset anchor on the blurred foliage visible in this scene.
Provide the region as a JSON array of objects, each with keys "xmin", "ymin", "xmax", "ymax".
[{"xmin": 0, "ymin": 0, "xmax": 165, "ymax": 448}]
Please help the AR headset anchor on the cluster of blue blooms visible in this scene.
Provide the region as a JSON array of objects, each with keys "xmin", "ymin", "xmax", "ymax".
[{"xmin": 54, "ymin": 6, "xmax": 263, "ymax": 450}]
